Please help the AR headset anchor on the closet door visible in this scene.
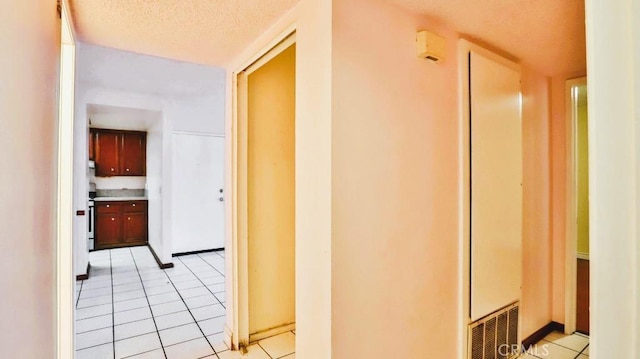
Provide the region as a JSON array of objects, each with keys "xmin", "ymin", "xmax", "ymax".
[{"xmin": 470, "ymin": 51, "xmax": 522, "ymax": 321}]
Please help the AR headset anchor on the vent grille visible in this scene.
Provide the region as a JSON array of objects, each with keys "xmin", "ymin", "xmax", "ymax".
[{"xmin": 468, "ymin": 302, "xmax": 519, "ymax": 359}]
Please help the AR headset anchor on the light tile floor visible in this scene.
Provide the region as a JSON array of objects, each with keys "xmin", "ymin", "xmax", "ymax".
[
  {"xmin": 521, "ymin": 331, "xmax": 589, "ymax": 359},
  {"xmin": 75, "ymin": 246, "xmax": 296, "ymax": 359}
]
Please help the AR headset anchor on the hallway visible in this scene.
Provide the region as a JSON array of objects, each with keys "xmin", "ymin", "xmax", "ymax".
[
  {"xmin": 75, "ymin": 247, "xmax": 296, "ymax": 358},
  {"xmin": 75, "ymin": 247, "xmax": 227, "ymax": 358}
]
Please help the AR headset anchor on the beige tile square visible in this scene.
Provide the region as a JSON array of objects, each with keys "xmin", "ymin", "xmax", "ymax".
[
  {"xmin": 258, "ymin": 332, "xmax": 295, "ymax": 358},
  {"xmin": 114, "ymin": 318, "xmax": 157, "ymax": 341},
  {"xmin": 159, "ymin": 323, "xmax": 203, "ymax": 346},
  {"xmin": 206, "ymin": 333, "xmax": 228, "ymax": 353},
  {"xmin": 526, "ymin": 341, "xmax": 581, "ymax": 359},
  {"xmin": 76, "ymin": 314, "xmax": 112, "ymax": 334},
  {"xmin": 217, "ymin": 344, "xmax": 270, "ymax": 359},
  {"xmin": 114, "ymin": 306, "xmax": 152, "ymax": 325},
  {"xmin": 543, "ymin": 331, "xmax": 590, "ymax": 352},
  {"xmin": 198, "ymin": 316, "xmax": 226, "ymax": 336},
  {"xmin": 76, "ymin": 343, "xmax": 113, "ymax": 359},
  {"xmin": 154, "ymin": 310, "xmax": 195, "ymax": 330},
  {"xmin": 164, "ymin": 337, "xmax": 214, "ymax": 359},
  {"xmin": 190, "ymin": 304, "xmax": 225, "ymax": 321},
  {"xmin": 76, "ymin": 327, "xmax": 113, "ymax": 350},
  {"xmin": 125, "ymin": 349, "xmax": 166, "ymax": 358},
  {"xmin": 115, "ymin": 332, "xmax": 161, "ymax": 358}
]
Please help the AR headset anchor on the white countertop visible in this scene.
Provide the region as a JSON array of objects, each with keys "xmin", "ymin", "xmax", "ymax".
[{"xmin": 93, "ymin": 197, "xmax": 148, "ymax": 202}]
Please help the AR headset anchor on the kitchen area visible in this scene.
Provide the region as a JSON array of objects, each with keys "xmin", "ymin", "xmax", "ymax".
[
  {"xmin": 89, "ymin": 127, "xmax": 149, "ymax": 251},
  {"xmin": 73, "ymin": 42, "xmax": 226, "ymax": 282}
]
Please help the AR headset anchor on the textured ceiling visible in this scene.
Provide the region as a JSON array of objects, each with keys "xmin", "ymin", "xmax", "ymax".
[
  {"xmin": 388, "ymin": 0, "xmax": 586, "ymax": 76},
  {"xmin": 69, "ymin": 0, "xmax": 298, "ymax": 67},
  {"xmin": 69, "ymin": 0, "xmax": 585, "ymax": 75}
]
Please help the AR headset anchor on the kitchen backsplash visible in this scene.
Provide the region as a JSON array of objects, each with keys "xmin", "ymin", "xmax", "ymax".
[
  {"xmin": 96, "ymin": 188, "xmax": 146, "ymax": 197},
  {"xmin": 94, "ymin": 176, "xmax": 146, "ymax": 190}
]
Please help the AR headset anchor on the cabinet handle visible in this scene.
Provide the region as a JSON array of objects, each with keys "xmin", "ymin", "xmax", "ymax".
[
  {"xmin": 106, "ymin": 205, "xmax": 110, "ymax": 208},
  {"xmin": 128, "ymin": 217, "xmax": 131, "ymax": 220},
  {"xmin": 111, "ymin": 217, "xmax": 115, "ymax": 221},
  {"xmin": 132, "ymin": 204, "xmax": 136, "ymax": 207},
  {"xmin": 126, "ymin": 168, "xmax": 130, "ymax": 172},
  {"xmin": 111, "ymin": 168, "xmax": 114, "ymax": 171}
]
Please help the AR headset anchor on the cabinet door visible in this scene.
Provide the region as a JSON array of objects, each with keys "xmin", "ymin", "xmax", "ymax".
[
  {"xmin": 95, "ymin": 211, "xmax": 121, "ymax": 249},
  {"xmin": 89, "ymin": 129, "xmax": 95, "ymax": 161},
  {"xmin": 122, "ymin": 211, "xmax": 147, "ymax": 245},
  {"xmin": 120, "ymin": 132, "xmax": 146, "ymax": 176},
  {"xmin": 95, "ymin": 131, "xmax": 120, "ymax": 176}
]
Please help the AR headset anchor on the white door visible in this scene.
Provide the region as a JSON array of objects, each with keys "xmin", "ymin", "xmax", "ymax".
[
  {"xmin": 469, "ymin": 51, "xmax": 523, "ymax": 321},
  {"xmin": 172, "ymin": 133, "xmax": 225, "ymax": 252}
]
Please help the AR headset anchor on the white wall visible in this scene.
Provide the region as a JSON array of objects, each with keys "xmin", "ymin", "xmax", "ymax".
[
  {"xmin": 0, "ymin": 1, "xmax": 59, "ymax": 356},
  {"xmin": 147, "ymin": 118, "xmax": 163, "ymax": 260},
  {"xmin": 585, "ymin": 0, "xmax": 639, "ymax": 357},
  {"xmin": 74, "ymin": 43, "xmax": 226, "ymax": 273},
  {"xmin": 331, "ymin": 1, "xmax": 460, "ymax": 356}
]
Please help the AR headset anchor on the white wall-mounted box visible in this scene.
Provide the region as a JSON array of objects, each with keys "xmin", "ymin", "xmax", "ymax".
[{"xmin": 416, "ymin": 30, "xmax": 446, "ymax": 63}]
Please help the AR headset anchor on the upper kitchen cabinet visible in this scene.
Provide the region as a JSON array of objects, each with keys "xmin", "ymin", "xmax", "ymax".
[
  {"xmin": 95, "ymin": 130, "xmax": 120, "ymax": 176},
  {"xmin": 89, "ymin": 129, "xmax": 96, "ymax": 161},
  {"xmin": 120, "ymin": 131, "xmax": 146, "ymax": 176},
  {"xmin": 94, "ymin": 129, "xmax": 146, "ymax": 177}
]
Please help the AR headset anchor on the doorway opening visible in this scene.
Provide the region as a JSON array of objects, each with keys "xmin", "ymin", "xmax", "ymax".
[
  {"xmin": 231, "ymin": 33, "xmax": 297, "ymax": 355},
  {"xmin": 564, "ymin": 77, "xmax": 589, "ymax": 336}
]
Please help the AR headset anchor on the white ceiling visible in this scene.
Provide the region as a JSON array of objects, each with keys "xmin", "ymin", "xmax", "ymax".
[{"xmin": 69, "ymin": 0, "xmax": 585, "ymax": 75}]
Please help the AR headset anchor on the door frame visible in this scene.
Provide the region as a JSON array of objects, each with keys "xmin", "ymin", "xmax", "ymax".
[
  {"xmin": 229, "ymin": 29, "xmax": 296, "ymax": 351},
  {"xmin": 57, "ymin": 1, "xmax": 76, "ymax": 358},
  {"xmin": 563, "ymin": 76, "xmax": 587, "ymax": 335}
]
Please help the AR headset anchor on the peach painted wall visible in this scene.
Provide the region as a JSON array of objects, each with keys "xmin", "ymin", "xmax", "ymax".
[
  {"xmin": 331, "ymin": 0, "xmax": 555, "ymax": 356},
  {"xmin": 520, "ymin": 67, "xmax": 553, "ymax": 338},
  {"xmin": 0, "ymin": 1, "xmax": 60, "ymax": 357},
  {"xmin": 331, "ymin": 0, "xmax": 460, "ymax": 357}
]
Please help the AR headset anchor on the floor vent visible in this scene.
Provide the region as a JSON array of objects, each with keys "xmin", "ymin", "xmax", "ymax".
[{"xmin": 469, "ymin": 302, "xmax": 519, "ymax": 359}]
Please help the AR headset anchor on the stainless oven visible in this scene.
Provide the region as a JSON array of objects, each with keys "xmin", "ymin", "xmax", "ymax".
[{"xmin": 88, "ymin": 199, "xmax": 95, "ymax": 250}]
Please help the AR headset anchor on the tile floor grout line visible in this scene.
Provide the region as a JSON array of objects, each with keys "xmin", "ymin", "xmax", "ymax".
[
  {"xmin": 109, "ymin": 250, "xmax": 116, "ymax": 359},
  {"xmin": 160, "ymin": 261, "xmax": 220, "ymax": 359},
  {"xmin": 575, "ymin": 343, "xmax": 589, "ymax": 358},
  {"xmin": 540, "ymin": 339, "xmax": 586, "ymax": 354},
  {"xmin": 76, "ymin": 279, "xmax": 84, "ymax": 309},
  {"xmin": 177, "ymin": 256, "xmax": 226, "ymax": 309},
  {"xmin": 196, "ymin": 253, "xmax": 226, "ymax": 278},
  {"xmin": 128, "ymin": 248, "xmax": 169, "ymax": 359},
  {"xmin": 256, "ymin": 342, "xmax": 274, "ymax": 359}
]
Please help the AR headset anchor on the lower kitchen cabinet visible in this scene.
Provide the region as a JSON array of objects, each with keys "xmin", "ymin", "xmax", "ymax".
[{"xmin": 95, "ymin": 200, "xmax": 147, "ymax": 249}]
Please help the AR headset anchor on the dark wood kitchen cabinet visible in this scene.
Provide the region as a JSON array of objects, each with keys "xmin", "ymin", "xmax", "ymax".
[
  {"xmin": 121, "ymin": 201, "xmax": 148, "ymax": 245},
  {"xmin": 95, "ymin": 130, "xmax": 120, "ymax": 176},
  {"xmin": 94, "ymin": 129, "xmax": 146, "ymax": 177},
  {"xmin": 89, "ymin": 129, "xmax": 96, "ymax": 161},
  {"xmin": 95, "ymin": 200, "xmax": 148, "ymax": 249},
  {"xmin": 120, "ymin": 131, "xmax": 146, "ymax": 175}
]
